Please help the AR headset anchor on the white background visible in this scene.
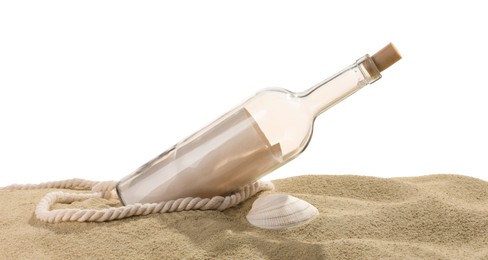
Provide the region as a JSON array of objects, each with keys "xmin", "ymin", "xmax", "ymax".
[{"xmin": 1, "ymin": 1, "xmax": 487, "ymax": 186}]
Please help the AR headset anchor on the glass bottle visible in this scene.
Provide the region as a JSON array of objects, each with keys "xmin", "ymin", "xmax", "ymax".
[{"xmin": 116, "ymin": 43, "xmax": 401, "ymax": 205}]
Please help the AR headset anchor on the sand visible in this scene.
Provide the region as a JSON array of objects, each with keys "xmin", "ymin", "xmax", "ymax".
[{"xmin": 1, "ymin": 174, "xmax": 488, "ymax": 259}]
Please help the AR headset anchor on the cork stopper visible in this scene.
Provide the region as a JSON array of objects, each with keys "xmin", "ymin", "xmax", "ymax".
[{"xmin": 371, "ymin": 43, "xmax": 401, "ymax": 72}]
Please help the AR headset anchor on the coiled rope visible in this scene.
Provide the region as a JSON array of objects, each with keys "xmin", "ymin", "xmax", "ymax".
[{"xmin": 1, "ymin": 178, "xmax": 274, "ymax": 223}]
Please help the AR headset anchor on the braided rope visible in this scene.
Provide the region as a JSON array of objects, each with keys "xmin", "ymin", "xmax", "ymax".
[
  {"xmin": 1, "ymin": 179, "xmax": 274, "ymax": 223},
  {"xmin": 2, "ymin": 178, "xmax": 98, "ymax": 190}
]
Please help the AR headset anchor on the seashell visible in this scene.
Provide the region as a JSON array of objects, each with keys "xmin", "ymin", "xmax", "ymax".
[{"xmin": 246, "ymin": 194, "xmax": 319, "ymax": 230}]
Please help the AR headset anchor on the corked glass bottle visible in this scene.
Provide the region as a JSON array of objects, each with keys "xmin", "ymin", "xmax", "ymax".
[{"xmin": 116, "ymin": 43, "xmax": 401, "ymax": 205}]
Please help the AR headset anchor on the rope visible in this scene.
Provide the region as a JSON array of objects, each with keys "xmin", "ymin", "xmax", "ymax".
[{"xmin": 1, "ymin": 178, "xmax": 274, "ymax": 223}]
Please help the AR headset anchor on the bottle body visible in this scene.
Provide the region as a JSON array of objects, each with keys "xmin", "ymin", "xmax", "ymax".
[
  {"xmin": 116, "ymin": 106, "xmax": 283, "ymax": 205},
  {"xmin": 116, "ymin": 54, "xmax": 383, "ymax": 205}
]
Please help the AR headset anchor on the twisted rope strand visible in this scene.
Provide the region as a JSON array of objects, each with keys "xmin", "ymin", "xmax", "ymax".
[
  {"xmin": 2, "ymin": 178, "xmax": 98, "ymax": 190},
  {"xmin": 2, "ymin": 179, "xmax": 274, "ymax": 223}
]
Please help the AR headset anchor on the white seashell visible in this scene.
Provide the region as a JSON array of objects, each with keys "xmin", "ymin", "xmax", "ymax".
[{"xmin": 246, "ymin": 194, "xmax": 319, "ymax": 230}]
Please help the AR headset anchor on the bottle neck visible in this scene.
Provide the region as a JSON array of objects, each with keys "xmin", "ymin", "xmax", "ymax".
[{"xmin": 300, "ymin": 55, "xmax": 381, "ymax": 117}]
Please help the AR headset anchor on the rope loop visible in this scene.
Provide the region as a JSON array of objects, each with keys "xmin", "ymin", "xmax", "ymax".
[{"xmin": 2, "ymin": 179, "xmax": 274, "ymax": 223}]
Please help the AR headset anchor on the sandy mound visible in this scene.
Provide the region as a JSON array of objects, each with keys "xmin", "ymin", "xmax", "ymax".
[{"xmin": 1, "ymin": 174, "xmax": 488, "ymax": 259}]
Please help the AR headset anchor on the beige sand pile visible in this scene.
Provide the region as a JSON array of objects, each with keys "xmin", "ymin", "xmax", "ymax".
[{"xmin": 1, "ymin": 174, "xmax": 488, "ymax": 259}]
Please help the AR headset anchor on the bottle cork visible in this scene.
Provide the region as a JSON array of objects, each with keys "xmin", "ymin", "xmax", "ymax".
[{"xmin": 371, "ymin": 43, "xmax": 401, "ymax": 72}]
